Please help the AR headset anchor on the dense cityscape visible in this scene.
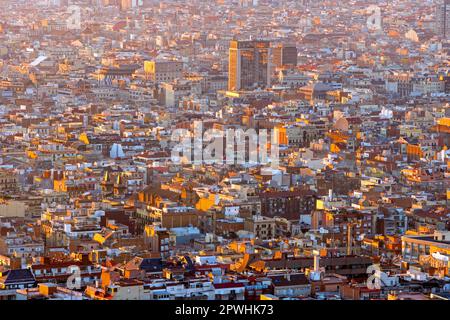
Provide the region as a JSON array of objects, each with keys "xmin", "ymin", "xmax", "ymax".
[{"xmin": 0, "ymin": 0, "xmax": 449, "ymax": 302}]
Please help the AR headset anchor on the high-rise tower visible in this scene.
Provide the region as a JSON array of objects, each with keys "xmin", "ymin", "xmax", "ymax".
[
  {"xmin": 228, "ymin": 40, "xmax": 271, "ymax": 91},
  {"xmin": 436, "ymin": 0, "xmax": 450, "ymax": 39}
]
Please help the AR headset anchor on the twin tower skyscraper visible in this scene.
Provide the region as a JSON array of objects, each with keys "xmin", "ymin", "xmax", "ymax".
[{"xmin": 228, "ymin": 40, "xmax": 297, "ymax": 92}]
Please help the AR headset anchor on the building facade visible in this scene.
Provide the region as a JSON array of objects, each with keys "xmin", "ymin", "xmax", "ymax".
[{"xmin": 228, "ymin": 40, "xmax": 271, "ymax": 91}]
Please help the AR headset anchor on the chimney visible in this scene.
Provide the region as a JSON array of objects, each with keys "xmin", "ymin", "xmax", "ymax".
[{"xmin": 313, "ymin": 251, "xmax": 320, "ymax": 272}]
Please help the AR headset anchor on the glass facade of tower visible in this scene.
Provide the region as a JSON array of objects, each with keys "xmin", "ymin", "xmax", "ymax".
[
  {"xmin": 272, "ymin": 44, "xmax": 298, "ymax": 69},
  {"xmin": 228, "ymin": 40, "xmax": 270, "ymax": 91}
]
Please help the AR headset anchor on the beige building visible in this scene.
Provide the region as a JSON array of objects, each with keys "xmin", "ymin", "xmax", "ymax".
[
  {"xmin": 0, "ymin": 170, "xmax": 18, "ymax": 193},
  {"xmin": 402, "ymin": 231, "xmax": 450, "ymax": 262},
  {"xmin": 0, "ymin": 200, "xmax": 26, "ymax": 218},
  {"xmin": 144, "ymin": 59, "xmax": 183, "ymax": 83},
  {"xmin": 244, "ymin": 215, "xmax": 276, "ymax": 240}
]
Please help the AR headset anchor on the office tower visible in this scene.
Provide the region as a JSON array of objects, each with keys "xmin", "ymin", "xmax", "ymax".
[
  {"xmin": 228, "ymin": 40, "xmax": 271, "ymax": 91},
  {"xmin": 120, "ymin": 0, "xmax": 130, "ymax": 10},
  {"xmin": 436, "ymin": 0, "xmax": 450, "ymax": 39},
  {"xmin": 120, "ymin": 0, "xmax": 142, "ymax": 10},
  {"xmin": 272, "ymin": 43, "xmax": 297, "ymax": 69}
]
